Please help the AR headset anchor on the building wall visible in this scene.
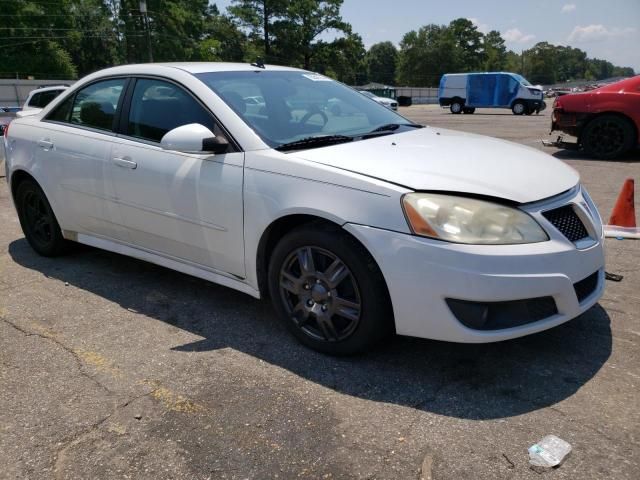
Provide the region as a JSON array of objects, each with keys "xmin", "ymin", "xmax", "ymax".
[{"xmin": 0, "ymin": 79, "xmax": 75, "ymax": 107}]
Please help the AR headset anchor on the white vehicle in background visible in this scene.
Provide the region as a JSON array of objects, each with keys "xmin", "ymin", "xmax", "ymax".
[
  {"xmin": 4, "ymin": 63, "xmax": 604, "ymax": 355},
  {"xmin": 21, "ymin": 85, "xmax": 68, "ymax": 112},
  {"xmin": 359, "ymin": 90, "xmax": 398, "ymax": 110},
  {"xmin": 243, "ymin": 95, "xmax": 266, "ymax": 114}
]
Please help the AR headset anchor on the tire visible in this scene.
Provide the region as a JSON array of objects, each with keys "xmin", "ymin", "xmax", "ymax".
[
  {"xmin": 580, "ymin": 114, "xmax": 636, "ymax": 160},
  {"xmin": 463, "ymin": 107, "xmax": 475, "ymax": 114},
  {"xmin": 450, "ymin": 101, "xmax": 463, "ymax": 114},
  {"xmin": 268, "ymin": 224, "xmax": 393, "ymax": 355},
  {"xmin": 512, "ymin": 101, "xmax": 526, "ymax": 115},
  {"xmin": 15, "ymin": 179, "xmax": 68, "ymax": 256}
]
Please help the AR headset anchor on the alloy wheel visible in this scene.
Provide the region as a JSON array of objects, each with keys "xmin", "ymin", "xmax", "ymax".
[{"xmin": 278, "ymin": 246, "xmax": 361, "ymax": 342}]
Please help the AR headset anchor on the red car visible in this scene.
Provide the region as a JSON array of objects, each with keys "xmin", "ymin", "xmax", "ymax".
[{"xmin": 551, "ymin": 76, "xmax": 640, "ymax": 159}]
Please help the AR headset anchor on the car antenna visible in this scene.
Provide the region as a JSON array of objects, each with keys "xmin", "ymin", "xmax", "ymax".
[{"xmin": 250, "ymin": 58, "xmax": 265, "ymax": 69}]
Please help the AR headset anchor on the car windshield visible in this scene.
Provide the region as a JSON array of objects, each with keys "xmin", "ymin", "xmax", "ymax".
[
  {"xmin": 513, "ymin": 74, "xmax": 532, "ymax": 86},
  {"xmin": 196, "ymin": 70, "xmax": 411, "ymax": 148},
  {"xmin": 359, "ymin": 90, "xmax": 376, "ymax": 99}
]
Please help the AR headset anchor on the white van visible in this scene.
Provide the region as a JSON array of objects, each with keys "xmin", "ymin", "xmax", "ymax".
[{"xmin": 439, "ymin": 72, "xmax": 545, "ymax": 115}]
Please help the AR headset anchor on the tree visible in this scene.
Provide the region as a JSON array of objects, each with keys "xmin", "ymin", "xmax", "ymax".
[
  {"xmin": 119, "ymin": 0, "xmax": 211, "ymax": 63},
  {"xmin": 0, "ymin": 0, "xmax": 78, "ymax": 78},
  {"xmin": 313, "ymin": 33, "xmax": 366, "ymax": 84},
  {"xmin": 228, "ymin": 0, "xmax": 286, "ymax": 61},
  {"xmin": 199, "ymin": 4, "xmax": 248, "ymax": 62},
  {"xmin": 555, "ymin": 46, "xmax": 587, "ymax": 82},
  {"xmin": 396, "ymin": 25, "xmax": 457, "ymax": 86},
  {"xmin": 585, "ymin": 58, "xmax": 614, "ymax": 80},
  {"xmin": 63, "ymin": 0, "xmax": 121, "ymax": 76},
  {"xmin": 366, "ymin": 41, "xmax": 398, "ymax": 85},
  {"xmin": 482, "ymin": 30, "xmax": 506, "ymax": 71},
  {"xmin": 522, "ymin": 42, "xmax": 558, "ymax": 84},
  {"xmin": 448, "ymin": 18, "xmax": 483, "ymax": 71},
  {"xmin": 273, "ymin": 0, "xmax": 350, "ymax": 69}
]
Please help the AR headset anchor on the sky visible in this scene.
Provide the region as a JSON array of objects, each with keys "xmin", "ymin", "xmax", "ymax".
[{"xmin": 211, "ymin": 0, "xmax": 640, "ymax": 72}]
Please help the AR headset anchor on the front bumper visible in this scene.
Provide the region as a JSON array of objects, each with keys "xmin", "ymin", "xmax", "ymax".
[
  {"xmin": 344, "ymin": 188, "xmax": 605, "ymax": 343},
  {"xmin": 551, "ymin": 109, "xmax": 589, "ymax": 136}
]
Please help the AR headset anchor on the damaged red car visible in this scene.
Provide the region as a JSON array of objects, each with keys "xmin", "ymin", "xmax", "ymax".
[{"xmin": 550, "ymin": 76, "xmax": 640, "ymax": 159}]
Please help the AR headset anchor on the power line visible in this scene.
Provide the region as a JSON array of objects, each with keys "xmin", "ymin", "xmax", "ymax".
[{"xmin": 0, "ymin": 28, "xmax": 116, "ymax": 31}]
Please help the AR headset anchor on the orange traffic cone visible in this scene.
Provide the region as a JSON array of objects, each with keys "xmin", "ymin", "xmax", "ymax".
[{"xmin": 608, "ymin": 178, "xmax": 636, "ymax": 227}]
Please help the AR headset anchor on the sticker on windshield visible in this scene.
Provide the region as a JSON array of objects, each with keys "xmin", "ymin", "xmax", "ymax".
[{"xmin": 302, "ymin": 73, "xmax": 333, "ymax": 82}]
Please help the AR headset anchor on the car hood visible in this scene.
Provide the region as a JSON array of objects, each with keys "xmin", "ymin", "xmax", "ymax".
[{"xmin": 295, "ymin": 127, "xmax": 579, "ymax": 204}]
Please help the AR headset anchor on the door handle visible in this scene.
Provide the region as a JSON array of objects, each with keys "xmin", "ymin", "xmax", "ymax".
[
  {"xmin": 112, "ymin": 156, "xmax": 137, "ymax": 169},
  {"xmin": 37, "ymin": 138, "xmax": 54, "ymax": 150}
]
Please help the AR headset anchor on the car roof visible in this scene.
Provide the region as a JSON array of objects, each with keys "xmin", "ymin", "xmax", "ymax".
[
  {"xmin": 29, "ymin": 85, "xmax": 69, "ymax": 93},
  {"xmin": 106, "ymin": 62, "xmax": 307, "ymax": 75}
]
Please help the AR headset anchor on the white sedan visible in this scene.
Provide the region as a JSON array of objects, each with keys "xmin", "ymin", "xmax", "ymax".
[
  {"xmin": 4, "ymin": 63, "xmax": 605, "ymax": 355},
  {"xmin": 359, "ymin": 90, "xmax": 398, "ymax": 110}
]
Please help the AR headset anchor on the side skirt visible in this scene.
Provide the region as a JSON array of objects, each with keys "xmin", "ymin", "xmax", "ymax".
[{"xmin": 68, "ymin": 231, "xmax": 261, "ymax": 299}]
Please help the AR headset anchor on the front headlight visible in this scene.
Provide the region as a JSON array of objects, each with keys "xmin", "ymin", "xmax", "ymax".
[{"xmin": 402, "ymin": 193, "xmax": 549, "ymax": 244}]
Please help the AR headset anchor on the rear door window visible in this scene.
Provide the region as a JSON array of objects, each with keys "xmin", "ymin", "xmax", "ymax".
[{"xmin": 45, "ymin": 79, "xmax": 126, "ymax": 132}]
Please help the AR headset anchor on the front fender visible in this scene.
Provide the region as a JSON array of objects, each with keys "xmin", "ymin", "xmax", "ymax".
[{"xmin": 242, "ymin": 150, "xmax": 411, "ymax": 290}]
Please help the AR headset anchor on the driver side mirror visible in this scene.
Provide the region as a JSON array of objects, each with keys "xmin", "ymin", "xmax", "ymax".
[{"xmin": 160, "ymin": 123, "xmax": 229, "ymax": 154}]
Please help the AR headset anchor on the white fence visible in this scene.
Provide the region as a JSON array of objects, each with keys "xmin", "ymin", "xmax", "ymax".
[
  {"xmin": 396, "ymin": 87, "xmax": 439, "ymax": 104},
  {"xmin": 0, "ymin": 79, "xmax": 75, "ymax": 107}
]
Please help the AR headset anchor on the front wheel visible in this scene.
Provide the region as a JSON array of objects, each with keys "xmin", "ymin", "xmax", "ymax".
[
  {"xmin": 15, "ymin": 179, "xmax": 68, "ymax": 256},
  {"xmin": 268, "ymin": 225, "xmax": 393, "ymax": 355},
  {"xmin": 512, "ymin": 101, "xmax": 527, "ymax": 115},
  {"xmin": 580, "ymin": 114, "xmax": 636, "ymax": 160},
  {"xmin": 450, "ymin": 101, "xmax": 463, "ymax": 114}
]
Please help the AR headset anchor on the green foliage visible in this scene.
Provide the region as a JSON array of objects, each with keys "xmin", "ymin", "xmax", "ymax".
[
  {"xmin": 522, "ymin": 41, "xmax": 557, "ymax": 84},
  {"xmin": 518, "ymin": 42, "xmax": 631, "ymax": 84},
  {"xmin": 397, "ymin": 24, "xmax": 458, "ymax": 86},
  {"xmin": 366, "ymin": 42, "xmax": 398, "ymax": 85},
  {"xmin": 482, "ymin": 31, "xmax": 507, "ymax": 71},
  {"xmin": 313, "ymin": 33, "xmax": 366, "ymax": 85},
  {"xmin": 272, "ymin": 0, "xmax": 350, "ymax": 69},
  {"xmin": 0, "ymin": 3, "xmax": 635, "ymax": 85},
  {"xmin": 448, "ymin": 18, "xmax": 483, "ymax": 71},
  {"xmin": 0, "ymin": 0, "xmax": 79, "ymax": 78},
  {"xmin": 228, "ymin": 0, "xmax": 287, "ymax": 60},
  {"xmin": 396, "ymin": 22, "xmax": 635, "ymax": 87}
]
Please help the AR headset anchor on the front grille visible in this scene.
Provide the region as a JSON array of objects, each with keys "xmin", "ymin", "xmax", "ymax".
[
  {"xmin": 446, "ymin": 296, "xmax": 558, "ymax": 331},
  {"xmin": 574, "ymin": 271, "xmax": 599, "ymax": 303},
  {"xmin": 542, "ymin": 205, "xmax": 589, "ymax": 242}
]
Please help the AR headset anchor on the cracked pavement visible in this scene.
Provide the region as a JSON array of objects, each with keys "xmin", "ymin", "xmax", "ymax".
[{"xmin": 1, "ymin": 104, "xmax": 639, "ymax": 479}]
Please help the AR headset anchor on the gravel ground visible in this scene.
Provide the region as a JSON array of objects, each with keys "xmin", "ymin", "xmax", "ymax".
[{"xmin": 1, "ymin": 103, "xmax": 638, "ymax": 479}]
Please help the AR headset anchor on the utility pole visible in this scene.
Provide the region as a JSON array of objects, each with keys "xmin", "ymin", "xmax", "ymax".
[{"xmin": 140, "ymin": 0, "xmax": 153, "ymax": 62}]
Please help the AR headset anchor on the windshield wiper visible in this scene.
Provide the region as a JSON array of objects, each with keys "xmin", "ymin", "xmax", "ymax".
[
  {"xmin": 360, "ymin": 123, "xmax": 424, "ymax": 139},
  {"xmin": 276, "ymin": 135, "xmax": 353, "ymax": 152},
  {"xmin": 368, "ymin": 123, "xmax": 424, "ymax": 133}
]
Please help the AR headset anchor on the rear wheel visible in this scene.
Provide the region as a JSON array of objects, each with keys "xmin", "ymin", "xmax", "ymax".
[
  {"xmin": 512, "ymin": 101, "xmax": 526, "ymax": 115},
  {"xmin": 580, "ymin": 114, "xmax": 636, "ymax": 160},
  {"xmin": 268, "ymin": 224, "xmax": 393, "ymax": 355},
  {"xmin": 450, "ymin": 101, "xmax": 463, "ymax": 114},
  {"xmin": 15, "ymin": 179, "xmax": 68, "ymax": 256},
  {"xmin": 463, "ymin": 107, "xmax": 475, "ymax": 114}
]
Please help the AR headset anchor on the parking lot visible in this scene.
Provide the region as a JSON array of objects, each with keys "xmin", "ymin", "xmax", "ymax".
[{"xmin": 1, "ymin": 104, "xmax": 639, "ymax": 479}]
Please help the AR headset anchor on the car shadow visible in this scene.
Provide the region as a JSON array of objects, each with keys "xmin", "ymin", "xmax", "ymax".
[
  {"xmin": 551, "ymin": 147, "xmax": 640, "ymax": 163},
  {"xmin": 9, "ymin": 238, "xmax": 612, "ymax": 420}
]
